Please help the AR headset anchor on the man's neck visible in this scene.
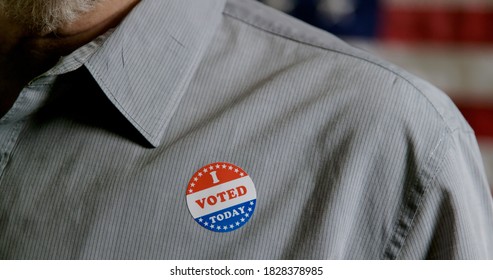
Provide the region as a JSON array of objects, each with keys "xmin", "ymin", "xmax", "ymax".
[{"xmin": 0, "ymin": 0, "xmax": 140, "ymax": 118}]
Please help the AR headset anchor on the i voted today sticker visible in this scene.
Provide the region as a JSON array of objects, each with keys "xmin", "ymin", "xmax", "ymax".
[{"xmin": 186, "ymin": 162, "xmax": 257, "ymax": 233}]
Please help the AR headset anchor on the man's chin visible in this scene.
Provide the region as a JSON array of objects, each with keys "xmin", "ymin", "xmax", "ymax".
[{"xmin": 0, "ymin": 0, "xmax": 100, "ymax": 35}]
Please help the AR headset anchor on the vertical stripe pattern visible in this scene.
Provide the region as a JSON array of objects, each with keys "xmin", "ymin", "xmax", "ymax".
[{"xmin": 0, "ymin": 0, "xmax": 492, "ymax": 259}]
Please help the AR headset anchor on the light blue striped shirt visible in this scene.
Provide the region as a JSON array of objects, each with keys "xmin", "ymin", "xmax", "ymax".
[{"xmin": 1, "ymin": 0, "xmax": 492, "ymax": 259}]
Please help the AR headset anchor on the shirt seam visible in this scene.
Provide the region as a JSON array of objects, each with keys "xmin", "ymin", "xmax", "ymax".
[
  {"xmin": 222, "ymin": 7, "xmax": 463, "ymax": 134},
  {"xmin": 382, "ymin": 127, "xmax": 461, "ymax": 259}
]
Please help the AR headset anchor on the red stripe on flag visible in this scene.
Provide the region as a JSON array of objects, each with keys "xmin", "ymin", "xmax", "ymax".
[
  {"xmin": 379, "ymin": 6, "xmax": 493, "ymax": 45},
  {"xmin": 455, "ymin": 99, "xmax": 493, "ymax": 138}
]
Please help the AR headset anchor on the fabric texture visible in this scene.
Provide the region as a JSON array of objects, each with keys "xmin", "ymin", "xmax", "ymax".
[{"xmin": 0, "ymin": 0, "xmax": 492, "ymax": 259}]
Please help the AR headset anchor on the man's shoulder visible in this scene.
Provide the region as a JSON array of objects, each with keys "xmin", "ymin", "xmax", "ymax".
[
  {"xmin": 224, "ymin": 0, "xmax": 346, "ymax": 50},
  {"xmin": 222, "ymin": 0, "xmax": 470, "ymax": 134}
]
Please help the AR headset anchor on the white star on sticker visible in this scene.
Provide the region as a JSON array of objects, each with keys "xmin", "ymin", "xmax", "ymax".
[
  {"xmin": 198, "ymin": 172, "xmax": 203, "ymax": 177},
  {"xmin": 199, "ymin": 218, "xmax": 203, "ymax": 222},
  {"xmin": 210, "ymin": 224, "xmax": 215, "ymax": 229},
  {"xmin": 223, "ymin": 226, "xmax": 227, "ymax": 230},
  {"xmin": 245, "ymin": 213, "xmax": 249, "ymax": 217},
  {"xmin": 190, "ymin": 183, "xmax": 195, "ymax": 187},
  {"xmin": 248, "ymin": 208, "xmax": 252, "ymax": 212},
  {"xmin": 216, "ymin": 164, "xmax": 220, "ymax": 169},
  {"xmin": 234, "ymin": 169, "xmax": 239, "ymax": 173},
  {"xmin": 222, "ymin": 164, "xmax": 227, "ymax": 169},
  {"xmin": 250, "ymin": 201, "xmax": 254, "ymax": 206},
  {"xmin": 204, "ymin": 222, "xmax": 208, "ymax": 226},
  {"xmin": 209, "ymin": 166, "xmax": 214, "ymax": 170},
  {"xmin": 194, "ymin": 177, "xmax": 198, "ymax": 182},
  {"xmin": 188, "ymin": 189, "xmax": 193, "ymax": 193},
  {"xmin": 203, "ymin": 168, "xmax": 208, "ymax": 173},
  {"xmin": 236, "ymin": 222, "xmax": 240, "ymax": 226},
  {"xmin": 240, "ymin": 173, "xmax": 244, "ymax": 176},
  {"xmin": 241, "ymin": 218, "xmax": 245, "ymax": 222},
  {"xmin": 228, "ymin": 166, "xmax": 233, "ymax": 170},
  {"xmin": 230, "ymin": 225, "xmax": 234, "ymax": 229}
]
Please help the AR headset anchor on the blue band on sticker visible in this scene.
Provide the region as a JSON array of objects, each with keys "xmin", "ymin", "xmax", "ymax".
[{"xmin": 195, "ymin": 199, "xmax": 256, "ymax": 233}]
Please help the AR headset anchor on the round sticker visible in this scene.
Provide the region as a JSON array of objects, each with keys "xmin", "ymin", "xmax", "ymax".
[{"xmin": 186, "ymin": 162, "xmax": 257, "ymax": 233}]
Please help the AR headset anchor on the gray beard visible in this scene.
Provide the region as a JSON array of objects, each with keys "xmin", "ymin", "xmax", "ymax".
[{"xmin": 0, "ymin": 0, "xmax": 100, "ymax": 33}]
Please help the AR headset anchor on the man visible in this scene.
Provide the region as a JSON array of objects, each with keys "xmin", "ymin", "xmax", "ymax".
[{"xmin": 0, "ymin": 0, "xmax": 492, "ymax": 259}]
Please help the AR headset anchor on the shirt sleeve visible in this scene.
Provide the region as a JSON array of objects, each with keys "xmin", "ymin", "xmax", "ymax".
[{"xmin": 397, "ymin": 128, "xmax": 493, "ymax": 259}]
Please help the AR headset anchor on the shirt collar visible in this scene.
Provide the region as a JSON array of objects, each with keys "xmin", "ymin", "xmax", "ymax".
[{"xmin": 85, "ymin": 0, "xmax": 226, "ymax": 147}]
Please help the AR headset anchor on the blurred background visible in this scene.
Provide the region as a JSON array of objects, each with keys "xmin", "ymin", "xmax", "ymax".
[{"xmin": 259, "ymin": 0, "xmax": 493, "ymax": 193}]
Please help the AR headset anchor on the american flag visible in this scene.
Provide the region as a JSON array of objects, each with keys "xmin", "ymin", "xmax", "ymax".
[{"xmin": 260, "ymin": 0, "xmax": 493, "ymax": 193}]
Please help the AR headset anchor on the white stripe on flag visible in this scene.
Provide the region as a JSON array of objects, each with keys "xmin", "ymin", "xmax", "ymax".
[{"xmin": 348, "ymin": 40, "xmax": 493, "ymax": 100}]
